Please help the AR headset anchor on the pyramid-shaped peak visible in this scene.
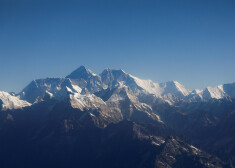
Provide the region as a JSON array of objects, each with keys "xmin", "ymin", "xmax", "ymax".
[
  {"xmin": 160, "ymin": 80, "xmax": 190, "ymax": 97},
  {"xmin": 74, "ymin": 65, "xmax": 94, "ymax": 74},
  {"xmin": 77, "ymin": 65, "xmax": 87, "ymax": 70},
  {"xmin": 66, "ymin": 65, "xmax": 96, "ymax": 79}
]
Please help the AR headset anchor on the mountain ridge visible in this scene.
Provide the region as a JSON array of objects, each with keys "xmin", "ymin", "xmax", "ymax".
[
  {"xmin": 0, "ymin": 65, "xmax": 234, "ymax": 167},
  {"xmin": 1, "ymin": 65, "xmax": 235, "ymax": 110}
]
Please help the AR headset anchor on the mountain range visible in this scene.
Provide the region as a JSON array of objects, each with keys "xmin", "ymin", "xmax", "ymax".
[{"xmin": 0, "ymin": 65, "xmax": 234, "ymax": 168}]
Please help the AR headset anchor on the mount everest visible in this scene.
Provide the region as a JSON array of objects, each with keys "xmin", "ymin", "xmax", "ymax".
[
  {"xmin": 0, "ymin": 65, "xmax": 234, "ymax": 168},
  {"xmin": 1, "ymin": 65, "xmax": 234, "ymax": 111}
]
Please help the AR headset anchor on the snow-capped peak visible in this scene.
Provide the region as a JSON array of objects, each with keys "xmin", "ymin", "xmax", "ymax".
[
  {"xmin": 128, "ymin": 74, "xmax": 162, "ymax": 96},
  {"xmin": 128, "ymin": 74, "xmax": 190, "ymax": 98},
  {"xmin": 19, "ymin": 78, "xmax": 82, "ymax": 103},
  {"xmin": 6, "ymin": 66, "xmax": 235, "ymax": 109},
  {"xmin": 0, "ymin": 91, "xmax": 31, "ymax": 110},
  {"xmin": 202, "ymin": 86, "xmax": 227, "ymax": 99},
  {"xmin": 159, "ymin": 81, "xmax": 191, "ymax": 97}
]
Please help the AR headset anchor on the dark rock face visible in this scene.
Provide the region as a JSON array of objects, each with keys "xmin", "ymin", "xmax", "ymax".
[
  {"xmin": 223, "ymin": 83, "xmax": 235, "ymax": 98},
  {"xmin": 0, "ymin": 99, "xmax": 3, "ymax": 109},
  {"xmin": 0, "ymin": 109, "xmax": 225, "ymax": 168},
  {"xmin": 153, "ymin": 99, "xmax": 235, "ymax": 166}
]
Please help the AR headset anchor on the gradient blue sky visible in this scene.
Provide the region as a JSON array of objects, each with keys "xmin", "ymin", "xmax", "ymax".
[{"xmin": 1, "ymin": 0, "xmax": 235, "ymax": 92}]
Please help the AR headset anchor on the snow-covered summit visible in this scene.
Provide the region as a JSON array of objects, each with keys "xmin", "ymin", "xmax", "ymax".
[
  {"xmin": 159, "ymin": 81, "xmax": 191, "ymax": 97},
  {"xmin": 202, "ymin": 85, "xmax": 227, "ymax": 99},
  {"xmin": 128, "ymin": 75, "xmax": 162, "ymax": 95},
  {"xmin": 187, "ymin": 83, "xmax": 235, "ymax": 101},
  {"xmin": 66, "ymin": 66, "xmax": 235, "ymax": 103},
  {"xmin": 127, "ymin": 75, "xmax": 191, "ymax": 99},
  {"xmin": 0, "ymin": 91, "xmax": 31, "ymax": 110},
  {"xmin": 11, "ymin": 66, "xmax": 235, "ymax": 108},
  {"xmin": 19, "ymin": 78, "xmax": 82, "ymax": 103}
]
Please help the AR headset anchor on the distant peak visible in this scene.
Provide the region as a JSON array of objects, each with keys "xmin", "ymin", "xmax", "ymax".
[
  {"xmin": 162, "ymin": 80, "xmax": 179, "ymax": 86},
  {"xmin": 165, "ymin": 80, "xmax": 179, "ymax": 84},
  {"xmin": 75, "ymin": 65, "xmax": 90, "ymax": 72},
  {"xmin": 101, "ymin": 68, "xmax": 111, "ymax": 74},
  {"xmin": 102, "ymin": 68, "xmax": 126, "ymax": 73},
  {"xmin": 66, "ymin": 65, "xmax": 96, "ymax": 79},
  {"xmin": 77, "ymin": 65, "xmax": 90, "ymax": 71}
]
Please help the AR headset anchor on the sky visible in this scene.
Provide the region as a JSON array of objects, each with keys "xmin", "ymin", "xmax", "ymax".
[{"xmin": 0, "ymin": 0, "xmax": 235, "ymax": 92}]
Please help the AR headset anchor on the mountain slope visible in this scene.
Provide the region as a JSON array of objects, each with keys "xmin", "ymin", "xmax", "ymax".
[
  {"xmin": 1, "ymin": 65, "xmax": 235, "ymax": 167},
  {"xmin": 19, "ymin": 78, "xmax": 82, "ymax": 103},
  {"xmin": 0, "ymin": 91, "xmax": 31, "ymax": 110},
  {"xmin": 19, "ymin": 66, "xmax": 235, "ymax": 105}
]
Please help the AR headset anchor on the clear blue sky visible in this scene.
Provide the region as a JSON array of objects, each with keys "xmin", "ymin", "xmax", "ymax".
[{"xmin": 1, "ymin": 0, "xmax": 235, "ymax": 92}]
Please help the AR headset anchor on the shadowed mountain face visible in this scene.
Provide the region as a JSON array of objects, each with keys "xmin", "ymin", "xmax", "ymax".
[
  {"xmin": 0, "ymin": 113, "xmax": 225, "ymax": 168},
  {"xmin": 0, "ymin": 66, "xmax": 235, "ymax": 168},
  {"xmin": 66, "ymin": 65, "xmax": 96, "ymax": 80}
]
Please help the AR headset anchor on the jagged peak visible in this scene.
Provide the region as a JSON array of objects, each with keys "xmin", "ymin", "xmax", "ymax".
[
  {"xmin": 159, "ymin": 80, "xmax": 190, "ymax": 97},
  {"xmin": 191, "ymin": 89, "xmax": 203, "ymax": 94},
  {"xmin": 34, "ymin": 90, "xmax": 54, "ymax": 103},
  {"xmin": 101, "ymin": 68, "xmax": 127, "ymax": 75},
  {"xmin": 163, "ymin": 80, "xmax": 182, "ymax": 86},
  {"xmin": 104, "ymin": 67, "xmax": 111, "ymax": 71},
  {"xmin": 77, "ymin": 65, "xmax": 94, "ymax": 73},
  {"xmin": 202, "ymin": 85, "xmax": 227, "ymax": 99},
  {"xmin": 204, "ymin": 85, "xmax": 223, "ymax": 91},
  {"xmin": 0, "ymin": 91, "xmax": 31, "ymax": 110},
  {"xmin": 100, "ymin": 68, "xmax": 129, "ymax": 87},
  {"xmin": 66, "ymin": 65, "xmax": 97, "ymax": 79}
]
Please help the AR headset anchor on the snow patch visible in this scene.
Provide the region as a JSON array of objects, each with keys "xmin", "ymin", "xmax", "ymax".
[{"xmin": 0, "ymin": 91, "xmax": 31, "ymax": 110}]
